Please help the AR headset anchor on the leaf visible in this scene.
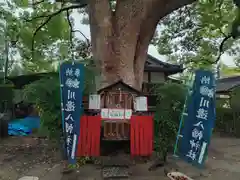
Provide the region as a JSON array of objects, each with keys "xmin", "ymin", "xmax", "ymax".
[
  {"xmin": 156, "ymin": 0, "xmax": 239, "ymax": 72},
  {"xmin": 14, "ymin": 0, "xmax": 29, "ymax": 7},
  {"xmin": 154, "ymin": 82, "xmax": 187, "ymax": 156},
  {"xmin": 22, "ymin": 66, "xmax": 95, "ymax": 139}
]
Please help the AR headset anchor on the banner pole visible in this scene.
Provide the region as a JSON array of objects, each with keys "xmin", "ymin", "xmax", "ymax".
[
  {"xmin": 173, "ymin": 73, "xmax": 194, "ymax": 156},
  {"xmin": 59, "ymin": 63, "xmax": 69, "ymax": 162}
]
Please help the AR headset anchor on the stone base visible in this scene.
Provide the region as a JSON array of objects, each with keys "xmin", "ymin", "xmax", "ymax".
[{"xmin": 102, "ymin": 167, "xmax": 129, "ymax": 179}]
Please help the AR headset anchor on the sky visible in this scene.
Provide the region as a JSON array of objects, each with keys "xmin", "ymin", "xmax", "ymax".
[{"xmin": 72, "ymin": 12, "xmax": 237, "ymax": 67}]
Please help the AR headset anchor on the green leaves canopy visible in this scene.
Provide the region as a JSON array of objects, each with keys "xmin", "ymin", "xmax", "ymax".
[
  {"xmin": 1, "ymin": 0, "xmax": 90, "ymax": 74},
  {"xmin": 156, "ymin": 0, "xmax": 240, "ymax": 71}
]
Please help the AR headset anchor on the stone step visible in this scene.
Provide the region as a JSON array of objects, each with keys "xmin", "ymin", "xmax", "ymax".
[
  {"xmin": 101, "ymin": 156, "xmax": 132, "ymax": 167},
  {"xmin": 102, "ymin": 166, "xmax": 129, "ymax": 179}
]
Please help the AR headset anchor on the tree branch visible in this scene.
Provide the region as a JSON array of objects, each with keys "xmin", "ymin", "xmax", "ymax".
[
  {"xmin": 31, "ymin": 16, "xmax": 52, "ymax": 60},
  {"xmin": 66, "ymin": 9, "xmax": 74, "ymax": 60},
  {"xmin": 73, "ymin": 30, "xmax": 90, "ymax": 46},
  {"xmin": 66, "ymin": 10, "xmax": 91, "ymax": 60},
  {"xmin": 185, "ymin": 35, "xmax": 233, "ymax": 65},
  {"xmin": 26, "ymin": 4, "xmax": 85, "ymax": 21},
  {"xmin": 211, "ymin": 35, "xmax": 232, "ymax": 64},
  {"xmin": 28, "ymin": 4, "xmax": 86, "ymax": 60},
  {"xmin": 31, "ymin": 0, "xmax": 45, "ymax": 6}
]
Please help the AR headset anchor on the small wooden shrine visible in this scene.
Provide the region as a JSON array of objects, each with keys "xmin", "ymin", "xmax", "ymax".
[
  {"xmin": 77, "ymin": 80, "xmax": 153, "ymax": 157},
  {"xmin": 98, "ymin": 80, "xmax": 141, "ymax": 141}
]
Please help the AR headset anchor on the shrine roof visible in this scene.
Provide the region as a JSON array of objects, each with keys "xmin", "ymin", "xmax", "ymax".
[
  {"xmin": 216, "ymin": 76, "xmax": 240, "ymax": 93},
  {"xmin": 3, "ymin": 54, "xmax": 184, "ymax": 89},
  {"xmin": 97, "ymin": 80, "xmax": 142, "ymax": 94},
  {"xmin": 4, "ymin": 72, "xmax": 57, "ymax": 89},
  {"xmin": 145, "ymin": 55, "xmax": 184, "ymax": 75}
]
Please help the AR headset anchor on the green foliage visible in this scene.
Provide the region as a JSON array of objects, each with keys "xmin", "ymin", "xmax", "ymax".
[
  {"xmin": 0, "ymin": 0, "xmax": 93, "ymax": 139},
  {"xmin": 215, "ymin": 106, "xmax": 240, "ymax": 136},
  {"xmin": 153, "ymin": 82, "xmax": 187, "ymax": 160},
  {"xmin": 215, "ymin": 87, "xmax": 240, "ymax": 136},
  {"xmin": 220, "ymin": 62, "xmax": 240, "ymax": 77},
  {"xmin": 230, "ymin": 86, "xmax": 240, "ymax": 110},
  {"xmin": 156, "ymin": 0, "xmax": 239, "ymax": 70},
  {"xmin": 67, "ymin": 156, "xmax": 100, "ymax": 167},
  {"xmin": 1, "ymin": 0, "xmax": 91, "ymax": 74},
  {"xmin": 231, "ymin": 8, "xmax": 240, "ymax": 39},
  {"xmin": 17, "ymin": 3, "xmax": 72, "ymax": 70},
  {"xmin": 22, "ymin": 74, "xmax": 62, "ymax": 138},
  {"xmin": 22, "ymin": 66, "xmax": 96, "ymax": 139}
]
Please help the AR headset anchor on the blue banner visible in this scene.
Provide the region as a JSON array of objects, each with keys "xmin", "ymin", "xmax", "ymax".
[
  {"xmin": 59, "ymin": 62, "xmax": 84, "ymax": 164},
  {"xmin": 177, "ymin": 70, "xmax": 216, "ymax": 167}
]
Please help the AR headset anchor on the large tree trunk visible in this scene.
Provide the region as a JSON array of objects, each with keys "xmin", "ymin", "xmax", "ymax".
[{"xmin": 88, "ymin": 0, "xmax": 195, "ymax": 91}]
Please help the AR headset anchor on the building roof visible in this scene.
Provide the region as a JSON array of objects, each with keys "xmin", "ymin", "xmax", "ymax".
[
  {"xmin": 3, "ymin": 54, "xmax": 184, "ymax": 89},
  {"xmin": 97, "ymin": 80, "xmax": 141, "ymax": 94},
  {"xmin": 216, "ymin": 76, "xmax": 240, "ymax": 93},
  {"xmin": 6, "ymin": 72, "xmax": 57, "ymax": 89},
  {"xmin": 145, "ymin": 55, "xmax": 184, "ymax": 75}
]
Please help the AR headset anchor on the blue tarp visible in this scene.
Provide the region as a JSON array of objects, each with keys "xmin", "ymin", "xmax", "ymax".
[{"xmin": 8, "ymin": 116, "xmax": 40, "ymax": 136}]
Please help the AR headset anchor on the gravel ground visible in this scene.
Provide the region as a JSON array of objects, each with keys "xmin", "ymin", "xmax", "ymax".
[
  {"xmin": 2, "ymin": 134, "xmax": 240, "ymax": 180},
  {"xmin": 0, "ymin": 136, "xmax": 61, "ymax": 180}
]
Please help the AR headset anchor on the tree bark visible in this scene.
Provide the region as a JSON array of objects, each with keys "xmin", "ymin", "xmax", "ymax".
[{"xmin": 88, "ymin": 0, "xmax": 196, "ymax": 91}]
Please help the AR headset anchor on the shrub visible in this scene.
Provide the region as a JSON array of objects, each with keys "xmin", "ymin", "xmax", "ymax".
[
  {"xmin": 215, "ymin": 87, "xmax": 240, "ymax": 137},
  {"xmin": 153, "ymin": 82, "xmax": 187, "ymax": 160},
  {"xmin": 22, "ymin": 75, "xmax": 62, "ymax": 138},
  {"xmin": 22, "ymin": 67, "xmax": 95, "ymax": 139}
]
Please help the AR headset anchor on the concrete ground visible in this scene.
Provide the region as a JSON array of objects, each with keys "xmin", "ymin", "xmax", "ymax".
[{"xmin": 2, "ymin": 134, "xmax": 240, "ymax": 180}]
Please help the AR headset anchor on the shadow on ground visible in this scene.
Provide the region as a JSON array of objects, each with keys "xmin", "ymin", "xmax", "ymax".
[{"xmin": 2, "ymin": 133, "xmax": 240, "ymax": 180}]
